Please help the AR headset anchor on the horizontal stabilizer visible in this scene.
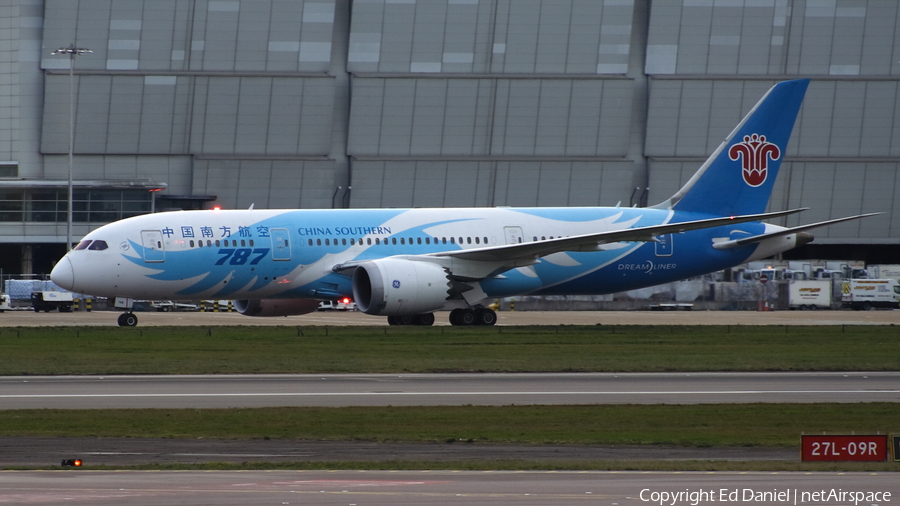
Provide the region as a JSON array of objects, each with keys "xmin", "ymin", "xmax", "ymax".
[{"xmin": 712, "ymin": 213, "xmax": 881, "ymax": 250}]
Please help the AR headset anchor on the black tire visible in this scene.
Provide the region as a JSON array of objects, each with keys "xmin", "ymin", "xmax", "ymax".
[
  {"xmin": 476, "ymin": 308, "xmax": 497, "ymax": 326},
  {"xmin": 387, "ymin": 315, "xmax": 398, "ymax": 325},
  {"xmin": 414, "ymin": 313, "xmax": 435, "ymax": 326},
  {"xmin": 862, "ymin": 302, "xmax": 872, "ymax": 311},
  {"xmin": 118, "ymin": 313, "xmax": 138, "ymax": 327},
  {"xmin": 397, "ymin": 315, "xmax": 415, "ymax": 325},
  {"xmin": 459, "ymin": 309, "xmax": 476, "ymax": 326},
  {"xmin": 449, "ymin": 308, "xmax": 462, "ymax": 325}
]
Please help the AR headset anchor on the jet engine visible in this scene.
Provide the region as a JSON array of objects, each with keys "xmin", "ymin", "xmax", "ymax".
[
  {"xmin": 352, "ymin": 258, "xmax": 452, "ymax": 316},
  {"xmin": 233, "ymin": 298, "xmax": 321, "ymax": 317}
]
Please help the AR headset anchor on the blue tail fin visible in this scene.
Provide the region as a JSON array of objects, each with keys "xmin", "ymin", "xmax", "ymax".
[{"xmin": 658, "ymin": 79, "xmax": 810, "ymax": 216}]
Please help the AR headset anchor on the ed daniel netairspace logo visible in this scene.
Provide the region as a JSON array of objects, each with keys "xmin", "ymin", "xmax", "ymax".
[{"xmin": 639, "ymin": 487, "xmax": 892, "ymax": 506}]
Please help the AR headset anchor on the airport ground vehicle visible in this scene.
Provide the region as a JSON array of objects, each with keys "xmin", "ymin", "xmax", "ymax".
[
  {"xmin": 787, "ymin": 280, "xmax": 831, "ymax": 310},
  {"xmin": 866, "ymin": 264, "xmax": 900, "ymax": 282},
  {"xmin": 841, "ymin": 279, "xmax": 900, "ymax": 310},
  {"xmin": 31, "ymin": 291, "xmax": 74, "ymax": 312}
]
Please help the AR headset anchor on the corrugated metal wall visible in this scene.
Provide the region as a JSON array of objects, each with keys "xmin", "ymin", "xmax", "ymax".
[{"xmin": 5, "ymin": 0, "xmax": 896, "ymax": 245}]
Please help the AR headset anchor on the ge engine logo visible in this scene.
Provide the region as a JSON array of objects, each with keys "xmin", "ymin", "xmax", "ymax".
[{"xmin": 392, "ymin": 280, "xmax": 401, "ymax": 289}]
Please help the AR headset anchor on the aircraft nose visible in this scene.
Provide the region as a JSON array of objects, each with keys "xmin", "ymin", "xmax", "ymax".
[{"xmin": 51, "ymin": 256, "xmax": 75, "ymax": 290}]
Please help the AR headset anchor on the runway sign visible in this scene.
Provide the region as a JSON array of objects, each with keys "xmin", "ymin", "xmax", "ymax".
[{"xmin": 801, "ymin": 435, "xmax": 887, "ymax": 462}]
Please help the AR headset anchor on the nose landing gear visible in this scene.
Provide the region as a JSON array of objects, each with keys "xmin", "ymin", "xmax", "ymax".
[{"xmin": 117, "ymin": 312, "xmax": 138, "ymax": 327}]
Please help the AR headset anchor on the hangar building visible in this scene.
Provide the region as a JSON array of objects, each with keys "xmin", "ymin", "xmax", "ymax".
[{"xmin": 1, "ymin": 0, "xmax": 899, "ymax": 276}]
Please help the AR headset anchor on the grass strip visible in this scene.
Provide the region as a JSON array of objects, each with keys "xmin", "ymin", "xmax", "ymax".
[
  {"xmin": 2, "ymin": 325, "xmax": 899, "ymax": 374},
  {"xmin": 2, "ymin": 403, "xmax": 897, "ymax": 447}
]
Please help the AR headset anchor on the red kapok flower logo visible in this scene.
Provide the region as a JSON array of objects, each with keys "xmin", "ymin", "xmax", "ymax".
[{"xmin": 728, "ymin": 133, "xmax": 781, "ymax": 187}]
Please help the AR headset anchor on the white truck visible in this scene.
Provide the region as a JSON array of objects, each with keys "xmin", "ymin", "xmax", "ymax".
[
  {"xmin": 788, "ymin": 280, "xmax": 832, "ymax": 310},
  {"xmin": 841, "ymin": 279, "xmax": 900, "ymax": 310},
  {"xmin": 866, "ymin": 264, "xmax": 900, "ymax": 282}
]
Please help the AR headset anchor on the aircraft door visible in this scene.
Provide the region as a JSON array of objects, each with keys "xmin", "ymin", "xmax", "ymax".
[
  {"xmin": 271, "ymin": 228, "xmax": 291, "ymax": 261},
  {"xmin": 140, "ymin": 230, "xmax": 165, "ymax": 263},
  {"xmin": 504, "ymin": 226, "xmax": 524, "ymax": 245},
  {"xmin": 654, "ymin": 234, "xmax": 673, "ymax": 256}
]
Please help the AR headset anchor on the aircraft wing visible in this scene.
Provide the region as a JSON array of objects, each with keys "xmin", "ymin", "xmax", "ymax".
[
  {"xmin": 431, "ymin": 208, "xmax": 807, "ymax": 264},
  {"xmin": 711, "ymin": 213, "xmax": 881, "ymax": 250}
]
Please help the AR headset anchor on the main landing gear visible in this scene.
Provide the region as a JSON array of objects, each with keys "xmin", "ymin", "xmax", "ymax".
[
  {"xmin": 117, "ymin": 312, "xmax": 138, "ymax": 327},
  {"xmin": 387, "ymin": 313, "xmax": 436, "ymax": 326},
  {"xmin": 449, "ymin": 307, "xmax": 497, "ymax": 326},
  {"xmin": 385, "ymin": 307, "xmax": 498, "ymax": 326}
]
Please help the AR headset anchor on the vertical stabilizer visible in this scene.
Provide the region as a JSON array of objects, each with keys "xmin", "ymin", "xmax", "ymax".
[{"xmin": 656, "ymin": 79, "xmax": 810, "ymax": 216}]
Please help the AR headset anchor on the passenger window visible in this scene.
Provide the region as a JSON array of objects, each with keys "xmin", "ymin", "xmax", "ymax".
[
  {"xmin": 350, "ymin": 238, "xmax": 355, "ymax": 245},
  {"xmin": 342, "ymin": 238, "xmax": 347, "ymax": 246},
  {"xmin": 325, "ymin": 239, "xmax": 330, "ymax": 246},
  {"xmin": 249, "ymin": 239, "xmax": 254, "ymax": 247},
  {"xmin": 392, "ymin": 238, "xmax": 397, "ymax": 245},
  {"xmin": 308, "ymin": 239, "xmax": 313, "ymax": 246},
  {"xmin": 400, "ymin": 238, "xmax": 405, "ymax": 245},
  {"xmin": 417, "ymin": 237, "xmax": 422, "ymax": 245},
  {"xmin": 467, "ymin": 237, "xmax": 472, "ymax": 244},
  {"xmin": 375, "ymin": 238, "xmax": 380, "ymax": 245},
  {"xmin": 190, "ymin": 240, "xmax": 195, "ymax": 248},
  {"xmin": 215, "ymin": 240, "xmax": 220, "ymax": 247},
  {"xmin": 368, "ymin": 238, "xmax": 373, "ymax": 245},
  {"xmin": 240, "ymin": 240, "xmax": 246, "ymax": 247},
  {"xmin": 317, "ymin": 239, "xmax": 322, "ymax": 246},
  {"xmin": 450, "ymin": 237, "xmax": 455, "ymax": 244},
  {"xmin": 88, "ymin": 240, "xmax": 108, "ymax": 250},
  {"xmin": 426, "ymin": 237, "xmax": 431, "ymax": 245}
]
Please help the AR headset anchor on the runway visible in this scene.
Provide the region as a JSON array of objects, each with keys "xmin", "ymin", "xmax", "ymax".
[
  {"xmin": 1, "ymin": 308, "xmax": 898, "ymax": 326},
  {"xmin": 1, "ymin": 470, "xmax": 896, "ymax": 506},
  {"xmin": 2, "ymin": 372, "xmax": 898, "ymax": 409}
]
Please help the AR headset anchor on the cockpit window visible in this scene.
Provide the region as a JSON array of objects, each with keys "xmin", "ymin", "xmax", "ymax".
[
  {"xmin": 74, "ymin": 240, "xmax": 92, "ymax": 250},
  {"xmin": 88, "ymin": 240, "xmax": 109, "ymax": 251}
]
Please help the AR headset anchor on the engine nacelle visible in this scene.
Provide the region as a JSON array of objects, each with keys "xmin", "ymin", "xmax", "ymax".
[
  {"xmin": 352, "ymin": 258, "xmax": 451, "ymax": 316},
  {"xmin": 233, "ymin": 298, "xmax": 321, "ymax": 317}
]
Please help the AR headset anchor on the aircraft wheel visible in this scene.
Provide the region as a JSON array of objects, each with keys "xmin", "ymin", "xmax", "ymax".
[
  {"xmin": 449, "ymin": 308, "xmax": 462, "ymax": 325},
  {"xmin": 476, "ymin": 308, "xmax": 497, "ymax": 326},
  {"xmin": 414, "ymin": 313, "xmax": 435, "ymax": 326},
  {"xmin": 387, "ymin": 316, "xmax": 398, "ymax": 325},
  {"xmin": 118, "ymin": 313, "xmax": 138, "ymax": 327},
  {"xmin": 458, "ymin": 309, "xmax": 477, "ymax": 326},
  {"xmin": 396, "ymin": 315, "xmax": 415, "ymax": 325}
]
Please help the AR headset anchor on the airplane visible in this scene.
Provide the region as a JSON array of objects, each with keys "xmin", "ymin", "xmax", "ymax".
[{"xmin": 50, "ymin": 78, "xmax": 876, "ymax": 327}]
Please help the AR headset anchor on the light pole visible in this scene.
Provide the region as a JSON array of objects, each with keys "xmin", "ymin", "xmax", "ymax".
[{"xmin": 51, "ymin": 44, "xmax": 92, "ymax": 251}]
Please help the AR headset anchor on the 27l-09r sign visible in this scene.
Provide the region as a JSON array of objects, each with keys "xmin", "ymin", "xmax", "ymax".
[{"xmin": 801, "ymin": 435, "xmax": 887, "ymax": 461}]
